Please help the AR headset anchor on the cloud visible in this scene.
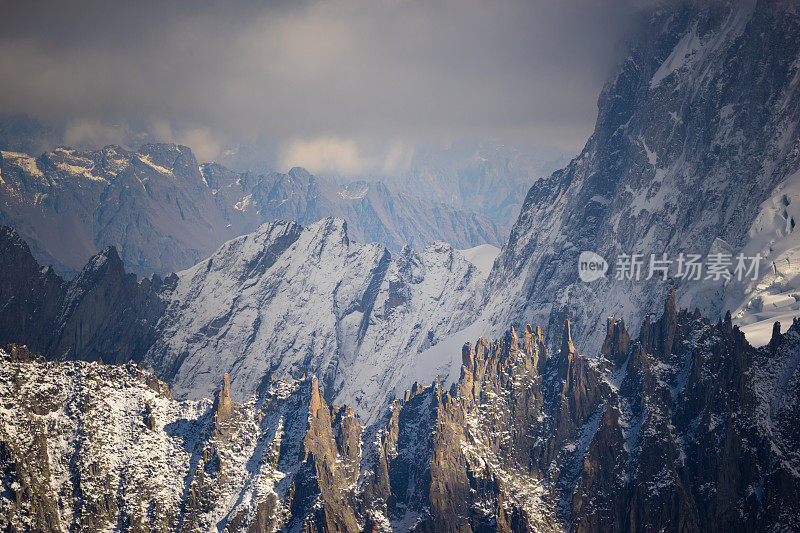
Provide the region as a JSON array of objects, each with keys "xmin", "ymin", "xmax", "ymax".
[
  {"xmin": 279, "ymin": 136, "xmax": 415, "ymax": 175},
  {"xmin": 381, "ymin": 140, "xmax": 414, "ymax": 174},
  {"xmin": 177, "ymin": 129, "xmax": 223, "ymax": 162},
  {"xmin": 147, "ymin": 120, "xmax": 222, "ymax": 161},
  {"xmin": 281, "ymin": 137, "xmax": 367, "ymax": 174},
  {"xmin": 0, "ymin": 0, "xmax": 643, "ymax": 169},
  {"xmin": 63, "ymin": 120, "xmax": 130, "ymax": 149}
]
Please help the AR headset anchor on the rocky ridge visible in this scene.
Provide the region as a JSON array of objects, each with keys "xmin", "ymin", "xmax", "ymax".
[
  {"xmin": 0, "ymin": 225, "xmax": 167, "ymax": 365},
  {"xmin": 144, "ymin": 216, "xmax": 485, "ymax": 423},
  {"xmin": 3, "ymin": 290, "xmax": 800, "ymax": 531},
  {"xmin": 203, "ymin": 164, "xmax": 505, "ymax": 257},
  {"xmin": 0, "ymin": 219, "xmax": 485, "ymax": 424}
]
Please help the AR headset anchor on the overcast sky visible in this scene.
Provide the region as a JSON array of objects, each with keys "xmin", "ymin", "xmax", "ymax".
[{"xmin": 0, "ymin": 0, "xmax": 641, "ymax": 173}]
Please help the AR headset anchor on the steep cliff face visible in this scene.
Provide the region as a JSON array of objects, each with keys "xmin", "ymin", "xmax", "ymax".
[
  {"xmin": 482, "ymin": 0, "xmax": 800, "ymax": 354},
  {"xmin": 0, "ymin": 226, "xmax": 63, "ymax": 350},
  {"xmin": 0, "ymin": 225, "xmax": 166, "ymax": 364}
]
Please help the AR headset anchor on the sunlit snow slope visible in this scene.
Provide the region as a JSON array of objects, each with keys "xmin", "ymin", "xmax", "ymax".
[
  {"xmin": 145, "ymin": 218, "xmax": 484, "ymax": 424},
  {"xmin": 457, "ymin": 244, "xmax": 500, "ymax": 280}
]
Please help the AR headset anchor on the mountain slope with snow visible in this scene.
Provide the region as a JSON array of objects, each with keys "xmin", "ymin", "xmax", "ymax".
[
  {"xmin": 475, "ymin": 0, "xmax": 800, "ymax": 357},
  {"xmin": 728, "ymin": 168, "xmax": 800, "ymax": 345},
  {"xmin": 144, "ymin": 218, "xmax": 484, "ymax": 424},
  {"xmin": 0, "ymin": 144, "xmax": 503, "ymax": 277},
  {"xmin": 0, "ymin": 219, "xmax": 484, "ymax": 425},
  {"xmin": 0, "ymin": 346, "xmax": 363, "ymax": 532},
  {"xmin": 458, "ymin": 244, "xmax": 500, "ymax": 281},
  {"xmin": 0, "ymin": 144, "xmax": 236, "ymax": 276},
  {"xmin": 4, "ymin": 293, "xmax": 800, "ymax": 531}
]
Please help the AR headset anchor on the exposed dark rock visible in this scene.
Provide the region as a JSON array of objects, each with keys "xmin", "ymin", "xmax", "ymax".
[
  {"xmin": 601, "ymin": 316, "xmax": 631, "ymax": 370},
  {"xmin": 0, "ymin": 225, "xmax": 167, "ymax": 365}
]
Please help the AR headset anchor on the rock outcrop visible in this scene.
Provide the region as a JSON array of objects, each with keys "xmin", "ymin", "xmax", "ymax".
[{"xmin": 360, "ymin": 292, "xmax": 800, "ymax": 531}]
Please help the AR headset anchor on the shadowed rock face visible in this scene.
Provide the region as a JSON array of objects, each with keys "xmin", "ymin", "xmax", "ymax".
[
  {"xmin": 0, "ymin": 225, "xmax": 63, "ymax": 350},
  {"xmin": 0, "ymin": 225, "xmax": 168, "ymax": 364},
  {"xmin": 0, "ymin": 144, "xmax": 235, "ymax": 277},
  {"xmin": 7, "ymin": 292, "xmax": 798, "ymax": 532}
]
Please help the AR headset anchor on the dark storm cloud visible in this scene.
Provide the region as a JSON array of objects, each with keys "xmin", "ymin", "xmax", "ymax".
[{"xmin": 0, "ymin": 0, "xmax": 641, "ymax": 170}]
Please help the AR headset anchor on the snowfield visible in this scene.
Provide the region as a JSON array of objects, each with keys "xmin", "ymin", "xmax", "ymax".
[
  {"xmin": 457, "ymin": 244, "xmax": 500, "ymax": 281},
  {"xmin": 731, "ymin": 170, "xmax": 800, "ymax": 345}
]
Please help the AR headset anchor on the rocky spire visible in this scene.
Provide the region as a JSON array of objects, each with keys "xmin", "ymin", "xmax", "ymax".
[
  {"xmin": 601, "ymin": 315, "xmax": 631, "ymax": 369},
  {"xmin": 639, "ymin": 288, "xmax": 679, "ymax": 358},
  {"xmin": 504, "ymin": 326, "xmax": 518, "ymax": 347},
  {"xmin": 561, "ymin": 318, "xmax": 576, "ymax": 356},
  {"xmin": 522, "ymin": 323, "xmax": 548, "ymax": 375},
  {"xmin": 769, "ymin": 321, "xmax": 783, "ymax": 349},
  {"xmin": 214, "ymin": 373, "xmax": 234, "ymax": 428},
  {"xmin": 665, "ymin": 286, "xmax": 677, "ymax": 317},
  {"xmin": 309, "ymin": 374, "xmax": 323, "ymax": 416}
]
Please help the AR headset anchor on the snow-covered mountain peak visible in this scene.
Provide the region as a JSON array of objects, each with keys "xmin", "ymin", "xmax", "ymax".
[{"xmin": 145, "ymin": 217, "xmax": 483, "ymax": 424}]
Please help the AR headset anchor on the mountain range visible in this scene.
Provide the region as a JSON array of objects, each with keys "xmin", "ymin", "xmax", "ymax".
[
  {"xmin": 333, "ymin": 140, "xmax": 567, "ymax": 229},
  {"xmin": 3, "ymin": 291, "xmax": 799, "ymax": 531},
  {"xmin": 3, "ymin": 0, "xmax": 800, "ymax": 531},
  {"xmin": 0, "ymin": 219, "xmax": 487, "ymax": 423},
  {"xmin": 1, "ymin": 0, "xmax": 799, "ymax": 425},
  {"xmin": 0, "ymin": 144, "xmax": 503, "ymax": 277}
]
